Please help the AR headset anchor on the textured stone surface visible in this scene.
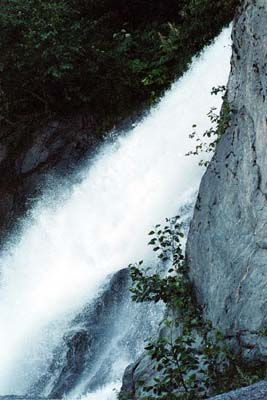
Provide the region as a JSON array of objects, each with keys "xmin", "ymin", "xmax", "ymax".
[
  {"xmin": 120, "ymin": 354, "xmax": 156, "ymax": 400},
  {"xmin": 186, "ymin": 0, "xmax": 267, "ymax": 359},
  {"xmin": 208, "ymin": 381, "xmax": 267, "ymax": 400},
  {"xmin": 120, "ymin": 2, "xmax": 267, "ymax": 398}
]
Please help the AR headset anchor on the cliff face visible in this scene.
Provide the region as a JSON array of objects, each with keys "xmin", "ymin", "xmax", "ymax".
[
  {"xmin": 187, "ymin": 0, "xmax": 267, "ymax": 359},
  {"xmin": 120, "ymin": 1, "xmax": 267, "ymax": 397}
]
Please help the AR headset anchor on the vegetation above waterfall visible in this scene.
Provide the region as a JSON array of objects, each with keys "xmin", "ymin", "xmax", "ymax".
[
  {"xmin": 1, "ymin": 0, "xmax": 238, "ymax": 134},
  {"xmin": 121, "ymin": 216, "xmax": 266, "ymax": 400}
]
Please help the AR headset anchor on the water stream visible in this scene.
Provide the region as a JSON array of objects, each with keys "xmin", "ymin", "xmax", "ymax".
[{"xmin": 0, "ymin": 28, "xmax": 232, "ymax": 399}]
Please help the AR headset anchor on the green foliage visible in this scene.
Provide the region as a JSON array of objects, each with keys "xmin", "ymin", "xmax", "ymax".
[
  {"xmin": 1, "ymin": 0, "xmax": 239, "ymax": 135},
  {"xmin": 130, "ymin": 217, "xmax": 188, "ymax": 306},
  {"xmin": 125, "ymin": 216, "xmax": 266, "ymax": 400},
  {"xmin": 186, "ymin": 86, "xmax": 233, "ymax": 166},
  {"xmin": 258, "ymin": 326, "xmax": 267, "ymax": 337}
]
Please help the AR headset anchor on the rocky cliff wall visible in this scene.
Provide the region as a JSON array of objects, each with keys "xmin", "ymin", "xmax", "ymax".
[
  {"xmin": 120, "ymin": 1, "xmax": 267, "ymax": 397},
  {"xmin": 187, "ymin": 0, "xmax": 267, "ymax": 360}
]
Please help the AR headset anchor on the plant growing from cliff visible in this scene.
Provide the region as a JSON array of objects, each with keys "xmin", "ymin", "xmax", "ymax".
[
  {"xmin": 127, "ymin": 217, "xmax": 226, "ymax": 399},
  {"xmin": 186, "ymin": 85, "xmax": 232, "ymax": 166},
  {"xmin": 122, "ymin": 216, "xmax": 267, "ymax": 400}
]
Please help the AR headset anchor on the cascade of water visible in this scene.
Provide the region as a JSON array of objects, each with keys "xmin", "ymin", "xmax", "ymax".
[{"xmin": 0, "ymin": 28, "xmax": 232, "ymax": 398}]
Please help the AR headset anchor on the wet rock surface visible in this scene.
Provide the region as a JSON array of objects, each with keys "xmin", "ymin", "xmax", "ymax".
[
  {"xmin": 29, "ymin": 268, "xmax": 162, "ymax": 398},
  {"xmin": 47, "ymin": 268, "xmax": 131, "ymax": 398}
]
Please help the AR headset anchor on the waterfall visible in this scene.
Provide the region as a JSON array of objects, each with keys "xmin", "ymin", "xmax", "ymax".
[{"xmin": 0, "ymin": 28, "xmax": 232, "ymax": 399}]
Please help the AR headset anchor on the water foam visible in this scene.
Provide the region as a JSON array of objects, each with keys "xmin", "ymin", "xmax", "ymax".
[{"xmin": 0, "ymin": 28, "xmax": 232, "ymax": 395}]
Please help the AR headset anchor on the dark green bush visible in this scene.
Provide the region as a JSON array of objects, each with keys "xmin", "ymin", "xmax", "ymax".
[{"xmin": 0, "ymin": 0, "xmax": 239, "ymax": 132}]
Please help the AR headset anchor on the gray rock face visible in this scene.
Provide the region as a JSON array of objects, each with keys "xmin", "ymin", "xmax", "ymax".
[
  {"xmin": 186, "ymin": 0, "xmax": 267, "ymax": 359},
  {"xmin": 120, "ymin": 355, "xmax": 155, "ymax": 400},
  {"xmin": 120, "ymin": 2, "xmax": 267, "ymax": 398},
  {"xmin": 208, "ymin": 381, "xmax": 267, "ymax": 400}
]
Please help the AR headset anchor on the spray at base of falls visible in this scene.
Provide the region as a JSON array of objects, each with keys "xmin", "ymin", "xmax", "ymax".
[
  {"xmin": 79, "ymin": 383, "xmax": 120, "ymax": 400},
  {"xmin": 0, "ymin": 28, "xmax": 232, "ymax": 398}
]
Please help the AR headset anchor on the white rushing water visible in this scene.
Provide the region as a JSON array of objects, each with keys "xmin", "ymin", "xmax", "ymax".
[{"xmin": 0, "ymin": 28, "xmax": 232, "ymax": 397}]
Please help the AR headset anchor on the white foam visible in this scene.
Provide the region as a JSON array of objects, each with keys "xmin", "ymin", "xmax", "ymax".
[
  {"xmin": 0, "ymin": 28, "xmax": 232, "ymax": 394},
  {"xmin": 77, "ymin": 382, "xmax": 120, "ymax": 400}
]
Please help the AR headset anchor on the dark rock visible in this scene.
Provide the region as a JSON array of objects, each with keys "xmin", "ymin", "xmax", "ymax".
[
  {"xmin": 0, "ymin": 112, "xmax": 99, "ymax": 245},
  {"xmin": 30, "ymin": 268, "xmax": 162, "ymax": 398},
  {"xmin": 37, "ymin": 268, "xmax": 130, "ymax": 397},
  {"xmin": 120, "ymin": 353, "xmax": 161, "ymax": 400}
]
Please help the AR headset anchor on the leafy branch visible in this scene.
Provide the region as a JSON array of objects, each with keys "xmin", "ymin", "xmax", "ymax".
[
  {"xmin": 186, "ymin": 85, "xmax": 232, "ymax": 167},
  {"xmin": 121, "ymin": 215, "xmax": 267, "ymax": 400}
]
